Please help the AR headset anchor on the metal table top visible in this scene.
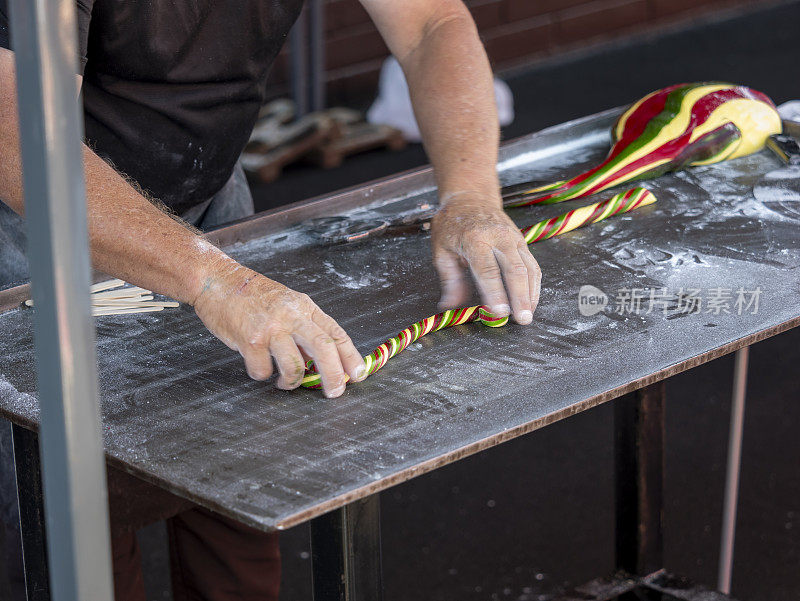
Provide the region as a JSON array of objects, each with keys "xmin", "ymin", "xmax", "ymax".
[{"xmin": 1, "ymin": 108, "xmax": 798, "ymax": 531}]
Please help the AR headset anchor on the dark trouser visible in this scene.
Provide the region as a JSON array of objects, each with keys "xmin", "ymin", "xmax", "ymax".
[
  {"xmin": 1, "ymin": 164, "xmax": 280, "ymax": 600},
  {"xmin": 112, "ymin": 508, "xmax": 280, "ymax": 601}
]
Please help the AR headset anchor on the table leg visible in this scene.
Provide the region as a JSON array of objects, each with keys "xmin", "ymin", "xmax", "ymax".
[
  {"xmin": 11, "ymin": 425, "xmax": 50, "ymax": 601},
  {"xmin": 614, "ymin": 381, "xmax": 665, "ymax": 576},
  {"xmin": 717, "ymin": 346, "xmax": 749, "ymax": 594},
  {"xmin": 310, "ymin": 494, "xmax": 383, "ymax": 601}
]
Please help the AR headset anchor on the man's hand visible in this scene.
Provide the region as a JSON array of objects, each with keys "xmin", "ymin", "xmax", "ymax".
[
  {"xmin": 192, "ymin": 258, "xmax": 366, "ymax": 399},
  {"xmin": 431, "ymin": 192, "xmax": 541, "ymax": 325},
  {"xmin": 1, "ymin": 48, "xmax": 364, "ymax": 399}
]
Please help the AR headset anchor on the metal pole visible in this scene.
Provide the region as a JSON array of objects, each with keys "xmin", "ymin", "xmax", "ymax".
[
  {"xmin": 308, "ymin": 0, "xmax": 326, "ymax": 112},
  {"xmin": 290, "ymin": 6, "xmax": 310, "ymax": 116},
  {"xmin": 717, "ymin": 346, "xmax": 749, "ymax": 594},
  {"xmin": 8, "ymin": 0, "xmax": 115, "ymax": 598}
]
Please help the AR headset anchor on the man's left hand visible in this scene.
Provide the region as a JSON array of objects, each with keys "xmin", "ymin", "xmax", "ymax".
[{"xmin": 431, "ymin": 192, "xmax": 541, "ymax": 325}]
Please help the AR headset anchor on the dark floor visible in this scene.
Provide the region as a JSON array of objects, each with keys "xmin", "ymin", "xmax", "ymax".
[{"xmin": 142, "ymin": 2, "xmax": 800, "ymax": 600}]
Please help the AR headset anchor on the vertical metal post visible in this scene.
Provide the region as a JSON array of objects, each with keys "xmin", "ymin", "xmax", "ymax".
[
  {"xmin": 310, "ymin": 495, "xmax": 384, "ymax": 601},
  {"xmin": 12, "ymin": 426, "xmax": 50, "ymax": 601},
  {"xmin": 290, "ymin": 6, "xmax": 310, "ymax": 116},
  {"xmin": 8, "ymin": 0, "xmax": 115, "ymax": 599},
  {"xmin": 614, "ymin": 381, "xmax": 665, "ymax": 576},
  {"xmin": 308, "ymin": 0, "xmax": 326, "ymax": 112},
  {"xmin": 717, "ymin": 346, "xmax": 749, "ymax": 594},
  {"xmin": 290, "ymin": 0, "xmax": 326, "ymax": 116}
]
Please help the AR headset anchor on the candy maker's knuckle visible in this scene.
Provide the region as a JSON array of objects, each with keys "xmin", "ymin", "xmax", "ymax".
[
  {"xmin": 309, "ymin": 306, "xmax": 328, "ymax": 322},
  {"xmin": 313, "ymin": 332, "xmax": 335, "ymax": 348},
  {"xmin": 497, "ymin": 237, "xmax": 516, "ymax": 250},
  {"xmin": 509, "ymin": 263, "xmax": 528, "ymax": 277},
  {"xmin": 288, "ymin": 316, "xmax": 308, "ymax": 333},
  {"xmin": 245, "ymin": 334, "xmax": 268, "ymax": 351},
  {"xmin": 329, "ymin": 324, "xmax": 350, "ymax": 343},
  {"xmin": 476, "ymin": 264, "xmax": 501, "ymax": 279},
  {"xmin": 296, "ymin": 292, "xmax": 314, "ymax": 307}
]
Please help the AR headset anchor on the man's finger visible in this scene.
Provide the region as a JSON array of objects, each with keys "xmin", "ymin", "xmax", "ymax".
[
  {"xmin": 313, "ymin": 310, "xmax": 366, "ymax": 382},
  {"xmin": 240, "ymin": 338, "xmax": 274, "ymax": 381},
  {"xmin": 493, "ymin": 244, "xmax": 533, "ymax": 324},
  {"xmin": 269, "ymin": 332, "xmax": 306, "ymax": 390},
  {"xmin": 434, "ymin": 250, "xmax": 469, "ymax": 309},
  {"xmin": 519, "ymin": 243, "xmax": 542, "ymax": 315},
  {"xmin": 294, "ymin": 324, "xmax": 347, "ymax": 398},
  {"xmin": 466, "ymin": 244, "xmax": 510, "ymax": 316}
]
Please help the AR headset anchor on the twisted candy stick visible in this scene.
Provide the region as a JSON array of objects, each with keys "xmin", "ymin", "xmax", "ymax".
[
  {"xmin": 301, "ymin": 306, "xmax": 506, "ymax": 389},
  {"xmin": 503, "ymin": 83, "xmax": 781, "ymax": 207},
  {"xmin": 301, "ymin": 187, "xmax": 656, "ymax": 389},
  {"xmin": 521, "ymin": 186, "xmax": 654, "ymax": 243}
]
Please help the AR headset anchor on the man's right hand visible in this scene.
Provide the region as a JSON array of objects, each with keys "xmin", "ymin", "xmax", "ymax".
[
  {"xmin": 193, "ymin": 258, "xmax": 366, "ymax": 398},
  {"xmin": 0, "ymin": 48, "xmax": 361, "ymax": 402}
]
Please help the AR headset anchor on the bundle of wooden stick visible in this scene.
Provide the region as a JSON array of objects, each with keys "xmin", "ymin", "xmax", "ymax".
[{"xmin": 25, "ymin": 279, "xmax": 179, "ymax": 317}]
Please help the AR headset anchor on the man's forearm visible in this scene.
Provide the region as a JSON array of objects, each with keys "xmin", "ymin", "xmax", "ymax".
[
  {"xmin": 400, "ymin": 10, "xmax": 500, "ymax": 202},
  {"xmin": 0, "ymin": 53, "xmax": 231, "ymax": 304},
  {"xmin": 79, "ymin": 146, "xmax": 233, "ymax": 304}
]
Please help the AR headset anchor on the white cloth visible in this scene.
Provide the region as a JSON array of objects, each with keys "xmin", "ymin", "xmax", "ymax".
[
  {"xmin": 367, "ymin": 57, "xmax": 514, "ymax": 142},
  {"xmin": 777, "ymin": 100, "xmax": 800, "ymax": 123}
]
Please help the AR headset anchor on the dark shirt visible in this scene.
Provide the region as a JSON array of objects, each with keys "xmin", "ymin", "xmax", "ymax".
[{"xmin": 1, "ymin": 0, "xmax": 303, "ymax": 213}]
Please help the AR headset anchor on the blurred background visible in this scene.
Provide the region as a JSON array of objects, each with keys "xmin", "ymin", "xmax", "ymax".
[{"xmin": 139, "ymin": 0, "xmax": 800, "ymax": 599}]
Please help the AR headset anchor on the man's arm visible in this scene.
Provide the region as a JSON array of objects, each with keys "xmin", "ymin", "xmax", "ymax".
[
  {"xmin": 361, "ymin": 0, "xmax": 541, "ymax": 324},
  {"xmin": 0, "ymin": 47, "xmax": 364, "ymax": 397}
]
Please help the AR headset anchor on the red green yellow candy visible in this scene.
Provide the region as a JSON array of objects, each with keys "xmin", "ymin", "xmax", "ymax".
[{"xmin": 504, "ymin": 83, "xmax": 781, "ymax": 207}]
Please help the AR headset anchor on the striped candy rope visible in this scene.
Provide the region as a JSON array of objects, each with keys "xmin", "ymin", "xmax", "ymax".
[
  {"xmin": 521, "ymin": 187, "xmax": 655, "ymax": 243},
  {"xmin": 301, "ymin": 187, "xmax": 656, "ymax": 389},
  {"xmin": 302, "ymin": 306, "xmax": 506, "ymax": 389},
  {"xmin": 503, "ymin": 82, "xmax": 781, "ymax": 208}
]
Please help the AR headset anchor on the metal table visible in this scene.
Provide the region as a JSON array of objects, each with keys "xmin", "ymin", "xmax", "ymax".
[{"xmin": 1, "ymin": 108, "xmax": 798, "ymax": 600}]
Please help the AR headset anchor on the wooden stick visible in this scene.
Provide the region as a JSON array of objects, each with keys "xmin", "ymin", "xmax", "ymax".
[
  {"xmin": 90, "ymin": 278, "xmax": 126, "ymax": 294},
  {"xmin": 91, "ymin": 296, "xmax": 156, "ymax": 306},
  {"xmin": 91, "ymin": 286, "xmax": 152, "ymax": 300},
  {"xmin": 93, "ymin": 300, "xmax": 179, "ymax": 309},
  {"xmin": 92, "ymin": 306, "xmax": 165, "ymax": 316}
]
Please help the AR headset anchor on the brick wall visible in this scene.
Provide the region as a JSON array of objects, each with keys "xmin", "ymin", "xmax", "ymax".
[{"xmin": 265, "ymin": 0, "xmax": 775, "ymax": 107}]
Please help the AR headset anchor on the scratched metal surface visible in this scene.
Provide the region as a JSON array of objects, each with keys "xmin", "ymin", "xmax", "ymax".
[{"xmin": 1, "ymin": 108, "xmax": 799, "ymax": 530}]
